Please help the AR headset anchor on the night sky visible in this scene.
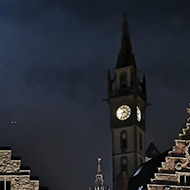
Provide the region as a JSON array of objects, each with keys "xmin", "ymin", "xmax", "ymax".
[{"xmin": 0, "ymin": 1, "xmax": 190, "ymax": 190}]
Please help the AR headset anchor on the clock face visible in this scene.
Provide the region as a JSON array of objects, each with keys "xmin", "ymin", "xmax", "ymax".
[
  {"xmin": 116, "ymin": 105, "xmax": 131, "ymax": 121},
  {"xmin": 136, "ymin": 106, "xmax": 141, "ymax": 122}
]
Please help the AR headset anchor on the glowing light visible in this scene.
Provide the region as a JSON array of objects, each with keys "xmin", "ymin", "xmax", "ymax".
[{"xmin": 11, "ymin": 121, "xmax": 17, "ymax": 125}]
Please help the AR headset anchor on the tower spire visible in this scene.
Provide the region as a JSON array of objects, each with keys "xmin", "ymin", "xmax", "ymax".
[
  {"xmin": 97, "ymin": 157, "xmax": 102, "ymax": 174},
  {"xmin": 88, "ymin": 158, "xmax": 110, "ymax": 190},
  {"xmin": 115, "ymin": 13, "xmax": 136, "ymax": 69},
  {"xmin": 95, "ymin": 158, "xmax": 103, "ymax": 186}
]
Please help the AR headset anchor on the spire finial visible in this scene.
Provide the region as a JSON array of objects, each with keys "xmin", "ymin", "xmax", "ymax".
[
  {"xmin": 97, "ymin": 157, "xmax": 102, "ymax": 173},
  {"xmin": 186, "ymin": 103, "xmax": 190, "ymax": 122}
]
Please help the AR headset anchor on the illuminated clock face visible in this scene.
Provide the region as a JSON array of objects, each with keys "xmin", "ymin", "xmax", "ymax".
[
  {"xmin": 116, "ymin": 105, "xmax": 131, "ymax": 121},
  {"xmin": 136, "ymin": 106, "xmax": 141, "ymax": 122}
]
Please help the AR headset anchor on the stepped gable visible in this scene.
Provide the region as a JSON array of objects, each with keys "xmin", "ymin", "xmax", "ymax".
[
  {"xmin": 0, "ymin": 147, "xmax": 40, "ymax": 190},
  {"xmin": 147, "ymin": 104, "xmax": 190, "ymax": 190}
]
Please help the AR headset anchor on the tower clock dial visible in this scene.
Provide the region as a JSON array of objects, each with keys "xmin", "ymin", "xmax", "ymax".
[
  {"xmin": 116, "ymin": 105, "xmax": 131, "ymax": 121},
  {"xmin": 136, "ymin": 106, "xmax": 141, "ymax": 122}
]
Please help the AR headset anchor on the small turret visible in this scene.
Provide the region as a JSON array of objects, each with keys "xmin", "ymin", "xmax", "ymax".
[
  {"xmin": 142, "ymin": 74, "xmax": 146, "ymax": 96},
  {"xmin": 108, "ymin": 70, "xmax": 112, "ymax": 98}
]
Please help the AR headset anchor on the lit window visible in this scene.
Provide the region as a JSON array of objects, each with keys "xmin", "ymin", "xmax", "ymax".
[{"xmin": 139, "ymin": 132, "xmax": 143, "ymax": 151}]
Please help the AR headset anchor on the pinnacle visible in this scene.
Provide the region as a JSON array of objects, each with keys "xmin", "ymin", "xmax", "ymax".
[{"xmin": 115, "ymin": 14, "xmax": 136, "ymax": 69}]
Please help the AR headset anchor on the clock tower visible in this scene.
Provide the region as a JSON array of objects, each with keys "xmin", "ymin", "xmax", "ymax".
[{"xmin": 107, "ymin": 15, "xmax": 147, "ymax": 190}]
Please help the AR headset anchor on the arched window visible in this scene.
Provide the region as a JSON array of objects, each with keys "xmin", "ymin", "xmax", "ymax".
[
  {"xmin": 121, "ymin": 156, "xmax": 127, "ymax": 171},
  {"xmin": 119, "ymin": 72, "xmax": 127, "ymax": 88},
  {"xmin": 120, "ymin": 131, "xmax": 127, "ymax": 151}
]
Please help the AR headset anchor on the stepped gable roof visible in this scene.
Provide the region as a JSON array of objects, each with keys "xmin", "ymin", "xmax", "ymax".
[
  {"xmin": 128, "ymin": 149, "xmax": 170, "ymax": 190},
  {"xmin": 0, "ymin": 147, "xmax": 48, "ymax": 190},
  {"xmin": 145, "ymin": 141, "xmax": 160, "ymax": 158},
  {"xmin": 147, "ymin": 104, "xmax": 190, "ymax": 190}
]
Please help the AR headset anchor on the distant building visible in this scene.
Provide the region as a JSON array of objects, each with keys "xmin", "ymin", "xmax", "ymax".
[
  {"xmin": 89, "ymin": 158, "xmax": 110, "ymax": 190},
  {"xmin": 107, "ymin": 14, "xmax": 147, "ymax": 190},
  {"xmin": 0, "ymin": 147, "xmax": 48, "ymax": 190}
]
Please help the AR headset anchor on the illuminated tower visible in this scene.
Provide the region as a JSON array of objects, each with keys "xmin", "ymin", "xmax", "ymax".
[
  {"xmin": 107, "ymin": 15, "xmax": 147, "ymax": 190},
  {"xmin": 89, "ymin": 158, "xmax": 110, "ymax": 190}
]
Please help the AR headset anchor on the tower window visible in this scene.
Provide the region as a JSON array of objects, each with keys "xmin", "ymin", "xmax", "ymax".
[
  {"xmin": 120, "ymin": 131, "xmax": 127, "ymax": 151},
  {"xmin": 121, "ymin": 156, "xmax": 127, "ymax": 171},
  {"xmin": 139, "ymin": 132, "xmax": 143, "ymax": 151},
  {"xmin": 119, "ymin": 72, "xmax": 127, "ymax": 88}
]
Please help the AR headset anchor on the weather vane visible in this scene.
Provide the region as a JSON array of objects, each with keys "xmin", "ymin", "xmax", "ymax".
[
  {"xmin": 97, "ymin": 157, "xmax": 102, "ymax": 163},
  {"xmin": 186, "ymin": 103, "xmax": 190, "ymax": 122}
]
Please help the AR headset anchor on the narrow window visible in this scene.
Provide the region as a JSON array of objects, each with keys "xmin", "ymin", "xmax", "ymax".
[
  {"xmin": 186, "ymin": 176, "xmax": 190, "ymax": 185},
  {"xmin": 120, "ymin": 72, "xmax": 127, "ymax": 88},
  {"xmin": 120, "ymin": 131, "xmax": 127, "ymax": 151},
  {"xmin": 121, "ymin": 157, "xmax": 127, "ymax": 171},
  {"xmin": 6, "ymin": 181, "xmax": 10, "ymax": 190},
  {"xmin": 180, "ymin": 175, "xmax": 185, "ymax": 185},
  {"xmin": 139, "ymin": 132, "xmax": 143, "ymax": 151},
  {"xmin": 0, "ymin": 180, "xmax": 10, "ymax": 190},
  {"xmin": 0, "ymin": 181, "xmax": 4, "ymax": 190}
]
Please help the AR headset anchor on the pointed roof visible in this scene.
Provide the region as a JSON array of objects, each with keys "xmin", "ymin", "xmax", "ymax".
[
  {"xmin": 115, "ymin": 13, "xmax": 136, "ymax": 69},
  {"xmin": 145, "ymin": 141, "xmax": 160, "ymax": 158}
]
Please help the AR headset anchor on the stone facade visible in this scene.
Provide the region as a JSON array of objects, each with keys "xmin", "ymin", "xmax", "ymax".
[
  {"xmin": 148, "ymin": 116, "xmax": 190, "ymax": 190},
  {"xmin": 0, "ymin": 148, "xmax": 39, "ymax": 190}
]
